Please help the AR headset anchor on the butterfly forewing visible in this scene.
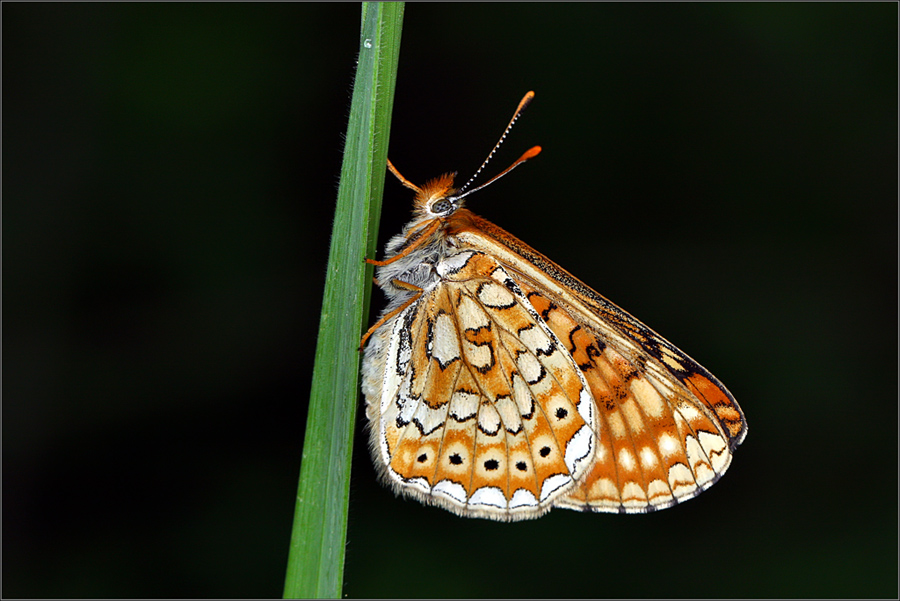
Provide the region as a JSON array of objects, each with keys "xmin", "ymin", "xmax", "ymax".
[
  {"xmin": 521, "ymin": 283, "xmax": 732, "ymax": 511},
  {"xmin": 446, "ymin": 211, "xmax": 746, "ymax": 513}
]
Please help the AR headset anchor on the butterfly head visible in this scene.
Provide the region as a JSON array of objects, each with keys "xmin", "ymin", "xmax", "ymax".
[
  {"xmin": 415, "ymin": 173, "xmax": 465, "ymax": 218},
  {"xmin": 385, "ymin": 90, "xmax": 541, "ymax": 224},
  {"xmin": 386, "ymin": 141, "xmax": 541, "ymax": 222},
  {"xmin": 386, "ymin": 161, "xmax": 464, "ymax": 221}
]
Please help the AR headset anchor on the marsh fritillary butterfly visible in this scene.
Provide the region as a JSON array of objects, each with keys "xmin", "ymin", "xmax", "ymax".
[{"xmin": 360, "ymin": 92, "xmax": 747, "ymax": 521}]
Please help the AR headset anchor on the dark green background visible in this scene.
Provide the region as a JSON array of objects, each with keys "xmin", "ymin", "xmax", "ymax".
[{"xmin": 5, "ymin": 3, "xmax": 897, "ymax": 598}]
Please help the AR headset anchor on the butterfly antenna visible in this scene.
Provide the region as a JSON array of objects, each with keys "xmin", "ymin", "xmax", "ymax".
[
  {"xmin": 454, "ymin": 91, "xmax": 540, "ymax": 199},
  {"xmin": 386, "ymin": 158, "xmax": 423, "ymax": 193}
]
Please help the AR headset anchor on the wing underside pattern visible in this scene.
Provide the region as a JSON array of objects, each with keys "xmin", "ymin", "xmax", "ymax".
[{"xmin": 374, "ymin": 252, "xmax": 595, "ymax": 520}]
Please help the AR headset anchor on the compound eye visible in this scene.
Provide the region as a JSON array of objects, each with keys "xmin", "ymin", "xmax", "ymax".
[{"xmin": 431, "ymin": 199, "xmax": 453, "ymax": 215}]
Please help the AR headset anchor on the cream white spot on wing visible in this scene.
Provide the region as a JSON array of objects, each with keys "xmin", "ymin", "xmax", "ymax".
[
  {"xmin": 564, "ymin": 424, "xmax": 593, "ymax": 474},
  {"xmin": 685, "ymin": 436, "xmax": 714, "ymax": 485},
  {"xmin": 495, "ymin": 396, "xmax": 523, "ymax": 432},
  {"xmin": 433, "ymin": 479, "xmax": 468, "ymax": 504},
  {"xmin": 509, "ymin": 488, "xmax": 539, "ymax": 509},
  {"xmin": 631, "ymin": 377, "xmax": 665, "ymax": 419},
  {"xmin": 518, "ymin": 325, "xmax": 554, "ymax": 355},
  {"xmin": 511, "ymin": 374, "xmax": 535, "ymax": 417},
  {"xmin": 647, "ymin": 479, "xmax": 673, "ymax": 503},
  {"xmin": 457, "ymin": 294, "xmax": 491, "ymax": 330},
  {"xmin": 516, "ymin": 352, "xmax": 544, "ymax": 384},
  {"xmin": 685, "ymin": 434, "xmax": 713, "ymax": 485},
  {"xmin": 621, "ymin": 482, "xmax": 647, "ymax": 507},
  {"xmin": 380, "ymin": 307, "xmax": 414, "ymax": 414},
  {"xmin": 468, "ymin": 486, "xmax": 507, "ymax": 509},
  {"xmin": 592, "ymin": 477, "xmax": 618, "ymax": 500},
  {"xmin": 462, "ymin": 339, "xmax": 492, "ymax": 370},
  {"xmin": 618, "ymin": 448, "xmax": 636, "ymax": 472},
  {"xmin": 660, "ymin": 346, "xmax": 686, "ymax": 371},
  {"xmin": 396, "ymin": 390, "xmax": 417, "ymax": 424},
  {"xmin": 477, "ymin": 281, "xmax": 516, "ymax": 308},
  {"xmin": 668, "ymin": 463, "xmax": 697, "ymax": 497},
  {"xmin": 594, "ymin": 441, "xmax": 607, "ymax": 463},
  {"xmin": 676, "ymin": 403, "xmax": 704, "ymax": 424},
  {"xmin": 694, "ymin": 460, "xmax": 716, "ymax": 488},
  {"xmin": 477, "ymin": 404, "xmax": 502, "ymax": 436},
  {"xmin": 379, "ymin": 420, "xmax": 391, "ymax": 465},
  {"xmin": 430, "ymin": 313, "xmax": 460, "ymax": 367},
  {"xmin": 578, "ymin": 386, "xmax": 594, "ymax": 426},
  {"xmin": 436, "ymin": 251, "xmax": 474, "ymax": 277},
  {"xmin": 620, "ymin": 399, "xmax": 645, "ymax": 434},
  {"xmin": 395, "ymin": 314, "xmax": 413, "ymax": 369},
  {"xmin": 539, "ymin": 473, "xmax": 571, "ymax": 501},
  {"xmin": 640, "ymin": 446, "xmax": 658, "ymax": 470},
  {"xmin": 608, "ymin": 410, "xmax": 627, "ymax": 439},
  {"xmin": 658, "ymin": 432, "xmax": 680, "ymax": 458},
  {"xmin": 699, "ymin": 430, "xmax": 730, "ymax": 473},
  {"xmin": 405, "ymin": 476, "xmax": 431, "ymax": 495},
  {"xmin": 411, "ymin": 401, "xmax": 449, "ymax": 436},
  {"xmin": 449, "ymin": 390, "xmax": 479, "ymax": 421}
]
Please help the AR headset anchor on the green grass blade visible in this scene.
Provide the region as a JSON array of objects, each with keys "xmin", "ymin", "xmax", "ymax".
[{"xmin": 283, "ymin": 3, "xmax": 403, "ymax": 599}]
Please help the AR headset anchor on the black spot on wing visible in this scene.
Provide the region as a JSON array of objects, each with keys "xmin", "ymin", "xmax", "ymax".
[{"xmin": 498, "ymin": 272, "xmax": 524, "ymax": 297}]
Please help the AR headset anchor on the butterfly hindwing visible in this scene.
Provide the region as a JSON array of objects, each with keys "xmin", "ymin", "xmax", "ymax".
[{"xmin": 366, "ymin": 250, "xmax": 596, "ymax": 520}]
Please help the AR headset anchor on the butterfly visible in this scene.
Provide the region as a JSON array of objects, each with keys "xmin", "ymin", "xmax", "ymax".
[{"xmin": 360, "ymin": 91, "xmax": 747, "ymax": 521}]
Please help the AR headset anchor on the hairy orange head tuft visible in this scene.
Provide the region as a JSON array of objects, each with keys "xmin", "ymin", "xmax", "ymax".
[{"xmin": 414, "ymin": 173, "xmax": 457, "ymax": 208}]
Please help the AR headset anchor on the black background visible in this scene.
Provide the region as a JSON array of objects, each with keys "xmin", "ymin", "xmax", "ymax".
[{"xmin": 5, "ymin": 3, "xmax": 897, "ymax": 598}]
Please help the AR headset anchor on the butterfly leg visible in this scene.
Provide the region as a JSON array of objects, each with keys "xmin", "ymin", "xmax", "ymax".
[{"xmin": 359, "ymin": 280, "xmax": 423, "ymax": 350}]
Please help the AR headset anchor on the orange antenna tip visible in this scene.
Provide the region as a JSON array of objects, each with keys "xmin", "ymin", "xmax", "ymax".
[
  {"xmin": 456, "ymin": 91, "xmax": 538, "ymax": 196},
  {"xmin": 522, "ymin": 145, "xmax": 541, "ymax": 160},
  {"xmin": 518, "ymin": 91, "xmax": 535, "ymax": 112},
  {"xmin": 455, "ymin": 142, "xmax": 542, "ymax": 200}
]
